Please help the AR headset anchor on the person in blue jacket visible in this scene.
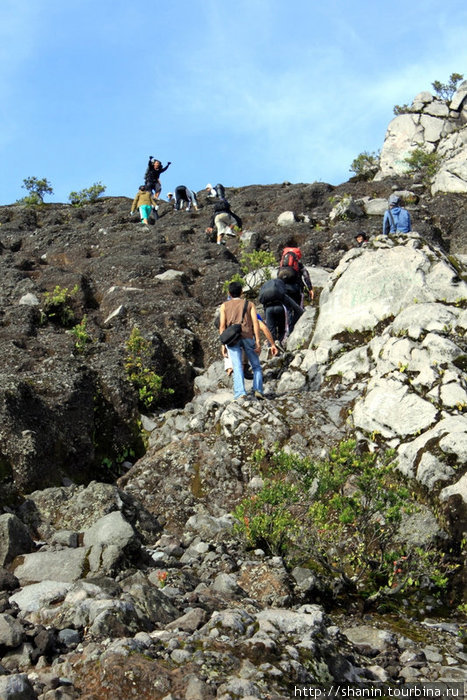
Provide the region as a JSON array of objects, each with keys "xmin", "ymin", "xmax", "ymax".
[{"xmin": 382, "ymin": 194, "xmax": 412, "ymax": 235}]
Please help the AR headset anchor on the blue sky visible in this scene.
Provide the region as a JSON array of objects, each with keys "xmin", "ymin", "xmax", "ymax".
[{"xmin": 1, "ymin": 0, "xmax": 467, "ymax": 205}]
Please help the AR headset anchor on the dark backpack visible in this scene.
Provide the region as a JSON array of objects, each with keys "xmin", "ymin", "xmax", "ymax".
[{"xmin": 258, "ymin": 278, "xmax": 286, "ymax": 306}]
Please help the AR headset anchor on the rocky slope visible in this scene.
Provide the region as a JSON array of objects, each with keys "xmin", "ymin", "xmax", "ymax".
[{"xmin": 0, "ymin": 170, "xmax": 466, "ymax": 698}]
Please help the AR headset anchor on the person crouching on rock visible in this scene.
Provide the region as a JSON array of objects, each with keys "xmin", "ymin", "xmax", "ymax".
[
  {"xmin": 206, "ymin": 198, "xmax": 242, "ymax": 245},
  {"xmin": 130, "ymin": 185, "xmax": 157, "ymax": 225},
  {"xmin": 382, "ymin": 194, "xmax": 412, "ymax": 235}
]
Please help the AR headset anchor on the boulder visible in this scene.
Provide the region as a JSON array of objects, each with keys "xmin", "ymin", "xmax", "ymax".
[{"xmin": 0, "ymin": 514, "xmax": 34, "ymax": 566}]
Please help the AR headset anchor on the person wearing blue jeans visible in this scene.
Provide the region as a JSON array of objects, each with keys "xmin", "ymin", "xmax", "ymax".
[{"xmin": 219, "ymin": 281, "xmax": 264, "ymax": 400}]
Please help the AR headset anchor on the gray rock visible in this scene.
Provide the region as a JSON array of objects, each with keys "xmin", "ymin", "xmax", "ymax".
[
  {"xmin": 0, "ymin": 514, "xmax": 35, "ymax": 566},
  {"xmin": 0, "ymin": 613, "xmax": 24, "ymax": 648},
  {"xmin": 9, "ymin": 580, "xmax": 73, "ymax": 614},
  {"xmin": 352, "ymin": 377, "xmax": 438, "ymax": 439},
  {"xmin": 18, "ymin": 293, "xmax": 39, "ymax": 306},
  {"xmin": 13, "ymin": 548, "xmax": 87, "ymax": 585},
  {"xmin": 82, "ymin": 510, "xmax": 138, "ymax": 574},
  {"xmin": 286, "ymin": 307, "xmax": 317, "ymax": 352},
  {"xmin": 342, "ymin": 625, "xmax": 396, "ymax": 654},
  {"xmin": 277, "ymin": 211, "xmax": 296, "ymax": 226},
  {"xmin": 0, "ymin": 674, "xmax": 36, "ymax": 700}
]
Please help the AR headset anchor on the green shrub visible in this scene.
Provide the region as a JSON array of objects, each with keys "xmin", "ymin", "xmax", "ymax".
[
  {"xmin": 43, "ymin": 284, "xmax": 78, "ymax": 326},
  {"xmin": 432, "ymin": 73, "xmax": 463, "ymax": 102},
  {"xmin": 403, "ymin": 147, "xmax": 441, "ymax": 183},
  {"xmin": 69, "ymin": 315, "xmax": 92, "ymax": 353},
  {"xmin": 17, "ymin": 176, "xmax": 53, "ymax": 205},
  {"xmin": 349, "ymin": 150, "xmax": 380, "ymax": 180},
  {"xmin": 125, "ymin": 327, "xmax": 174, "ymax": 411},
  {"xmin": 68, "ymin": 181, "xmax": 106, "ymax": 207},
  {"xmin": 233, "ymin": 439, "xmax": 455, "ymax": 601},
  {"xmin": 223, "ymin": 245, "xmax": 277, "ymax": 294},
  {"xmin": 393, "ymin": 104, "xmax": 411, "ymax": 116}
]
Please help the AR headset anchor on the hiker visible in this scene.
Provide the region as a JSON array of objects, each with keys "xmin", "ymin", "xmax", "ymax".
[
  {"xmin": 130, "ymin": 185, "xmax": 157, "ymax": 225},
  {"xmin": 174, "ymin": 185, "xmax": 199, "ymax": 211},
  {"xmin": 144, "ymin": 157, "xmax": 171, "ymax": 199},
  {"xmin": 206, "ymin": 183, "xmax": 226, "ymax": 199},
  {"xmin": 382, "ymin": 194, "xmax": 412, "ymax": 235},
  {"xmin": 219, "ymin": 281, "xmax": 264, "ymax": 400},
  {"xmin": 224, "ymin": 314, "xmax": 279, "ymax": 376},
  {"xmin": 206, "ymin": 199, "xmax": 242, "ymax": 245},
  {"xmin": 277, "ymin": 247, "xmax": 313, "ymax": 332},
  {"xmin": 258, "ymin": 277, "xmax": 304, "ymax": 347},
  {"xmin": 355, "ymin": 231, "xmax": 369, "ymax": 247}
]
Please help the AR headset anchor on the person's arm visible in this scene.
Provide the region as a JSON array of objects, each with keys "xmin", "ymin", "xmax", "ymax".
[
  {"xmin": 382, "ymin": 211, "xmax": 390, "ymax": 235},
  {"xmin": 130, "ymin": 193, "xmax": 139, "ymax": 214},
  {"xmin": 231, "ymin": 212, "xmax": 242, "ymax": 228},
  {"xmin": 219, "ymin": 303, "xmax": 229, "ymax": 357},
  {"xmin": 284, "ymin": 294, "xmax": 304, "ymax": 318},
  {"xmin": 250, "ymin": 303, "xmax": 261, "ymax": 353},
  {"xmin": 219, "ymin": 303, "xmax": 226, "ymax": 334},
  {"xmin": 160, "ymin": 162, "xmax": 171, "ymax": 174},
  {"xmin": 301, "ymin": 266, "xmax": 314, "ymax": 299},
  {"xmin": 407, "ymin": 210, "xmax": 412, "ymax": 231},
  {"xmin": 259, "ymin": 320, "xmax": 278, "ymax": 355}
]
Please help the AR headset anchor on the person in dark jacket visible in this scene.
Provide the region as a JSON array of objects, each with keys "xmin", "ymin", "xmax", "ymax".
[
  {"xmin": 205, "ymin": 199, "xmax": 242, "ymax": 244},
  {"xmin": 277, "ymin": 250, "xmax": 313, "ymax": 332},
  {"xmin": 382, "ymin": 194, "xmax": 412, "ymax": 235},
  {"xmin": 174, "ymin": 185, "xmax": 199, "ymax": 211},
  {"xmin": 258, "ymin": 277, "xmax": 304, "ymax": 346},
  {"xmin": 144, "ymin": 157, "xmax": 171, "ymax": 199}
]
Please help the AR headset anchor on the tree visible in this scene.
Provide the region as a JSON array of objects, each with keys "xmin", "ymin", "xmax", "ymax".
[
  {"xmin": 68, "ymin": 181, "xmax": 106, "ymax": 207},
  {"xmin": 19, "ymin": 176, "xmax": 54, "ymax": 205},
  {"xmin": 349, "ymin": 150, "xmax": 380, "ymax": 180},
  {"xmin": 432, "ymin": 73, "xmax": 464, "ymax": 102}
]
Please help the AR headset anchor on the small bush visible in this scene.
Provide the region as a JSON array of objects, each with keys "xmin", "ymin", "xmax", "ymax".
[
  {"xmin": 43, "ymin": 284, "xmax": 78, "ymax": 326},
  {"xmin": 68, "ymin": 182, "xmax": 106, "ymax": 207},
  {"xmin": 404, "ymin": 147, "xmax": 441, "ymax": 183},
  {"xmin": 432, "ymin": 73, "xmax": 464, "ymax": 102},
  {"xmin": 349, "ymin": 150, "xmax": 380, "ymax": 180},
  {"xmin": 393, "ymin": 104, "xmax": 411, "ymax": 116},
  {"xmin": 69, "ymin": 315, "xmax": 92, "ymax": 353},
  {"xmin": 125, "ymin": 327, "xmax": 174, "ymax": 411},
  {"xmin": 17, "ymin": 176, "xmax": 53, "ymax": 206},
  {"xmin": 233, "ymin": 440, "xmax": 456, "ymax": 602},
  {"xmin": 223, "ymin": 245, "xmax": 276, "ymax": 294}
]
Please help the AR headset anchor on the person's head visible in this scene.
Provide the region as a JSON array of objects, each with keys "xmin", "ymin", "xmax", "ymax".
[
  {"xmin": 228, "ymin": 281, "xmax": 243, "ymax": 298},
  {"xmin": 355, "ymin": 231, "xmax": 368, "ymax": 244},
  {"xmin": 153, "ymin": 160, "xmax": 161, "ymax": 168},
  {"xmin": 139, "ymin": 185, "xmax": 147, "ymax": 191},
  {"xmin": 388, "ymin": 194, "xmax": 401, "ymax": 208},
  {"xmin": 167, "ymin": 192, "xmax": 173, "ymax": 199}
]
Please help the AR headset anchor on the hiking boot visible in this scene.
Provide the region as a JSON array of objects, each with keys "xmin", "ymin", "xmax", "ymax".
[{"xmin": 254, "ymin": 391, "xmax": 265, "ymax": 400}]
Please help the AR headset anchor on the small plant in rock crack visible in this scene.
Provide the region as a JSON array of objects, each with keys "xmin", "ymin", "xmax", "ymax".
[
  {"xmin": 43, "ymin": 284, "xmax": 79, "ymax": 326},
  {"xmin": 69, "ymin": 315, "xmax": 93, "ymax": 353},
  {"xmin": 124, "ymin": 326, "xmax": 174, "ymax": 411}
]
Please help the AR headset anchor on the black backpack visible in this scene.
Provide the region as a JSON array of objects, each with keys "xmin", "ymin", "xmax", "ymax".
[{"xmin": 259, "ymin": 278, "xmax": 286, "ymax": 306}]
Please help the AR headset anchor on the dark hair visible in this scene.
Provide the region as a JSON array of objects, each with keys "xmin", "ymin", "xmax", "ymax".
[
  {"xmin": 228, "ymin": 281, "xmax": 243, "ymax": 298},
  {"xmin": 139, "ymin": 185, "xmax": 147, "ymax": 191}
]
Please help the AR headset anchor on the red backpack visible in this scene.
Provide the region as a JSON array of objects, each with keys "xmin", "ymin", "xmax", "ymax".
[{"xmin": 278, "ymin": 247, "xmax": 301, "ymax": 282}]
